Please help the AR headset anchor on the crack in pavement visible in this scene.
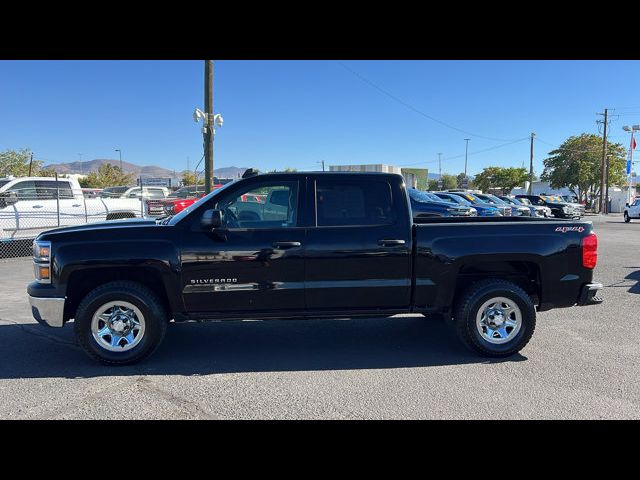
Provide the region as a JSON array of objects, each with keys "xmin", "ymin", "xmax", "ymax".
[{"xmin": 0, "ymin": 317, "xmax": 80, "ymax": 349}]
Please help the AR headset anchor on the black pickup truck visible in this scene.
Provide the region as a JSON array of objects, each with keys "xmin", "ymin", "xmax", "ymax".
[{"xmin": 27, "ymin": 171, "xmax": 603, "ymax": 365}]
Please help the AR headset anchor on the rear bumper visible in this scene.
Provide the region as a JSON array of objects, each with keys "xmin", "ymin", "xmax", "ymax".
[
  {"xmin": 28, "ymin": 295, "xmax": 65, "ymax": 327},
  {"xmin": 577, "ymin": 282, "xmax": 603, "ymax": 306}
]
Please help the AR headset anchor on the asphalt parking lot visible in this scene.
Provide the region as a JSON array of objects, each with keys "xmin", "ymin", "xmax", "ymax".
[{"xmin": 0, "ymin": 214, "xmax": 638, "ymax": 419}]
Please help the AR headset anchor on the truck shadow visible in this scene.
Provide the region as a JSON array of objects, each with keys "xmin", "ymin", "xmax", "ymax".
[
  {"xmin": 606, "ymin": 268, "xmax": 640, "ymax": 294},
  {"xmin": 0, "ymin": 316, "xmax": 526, "ymax": 379},
  {"xmin": 625, "ymin": 269, "xmax": 640, "ymax": 294}
]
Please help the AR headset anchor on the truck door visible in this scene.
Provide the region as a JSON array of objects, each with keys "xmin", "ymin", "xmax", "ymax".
[
  {"xmin": 180, "ymin": 179, "xmax": 306, "ymax": 314},
  {"xmin": 304, "ymin": 175, "xmax": 412, "ymax": 311}
]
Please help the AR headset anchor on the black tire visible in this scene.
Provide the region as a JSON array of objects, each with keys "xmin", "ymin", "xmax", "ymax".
[
  {"xmin": 74, "ymin": 281, "xmax": 168, "ymax": 365},
  {"xmin": 453, "ymin": 279, "xmax": 536, "ymax": 357},
  {"xmin": 624, "ymin": 211, "xmax": 630, "ymax": 223}
]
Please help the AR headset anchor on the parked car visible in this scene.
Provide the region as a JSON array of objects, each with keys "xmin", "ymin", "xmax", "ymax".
[
  {"xmin": 408, "ymin": 189, "xmax": 476, "ymax": 218},
  {"xmin": 444, "ymin": 191, "xmax": 510, "ymax": 216},
  {"xmin": 511, "ymin": 196, "xmax": 551, "ymax": 217},
  {"xmin": 496, "ymin": 195, "xmax": 544, "ymax": 217},
  {"xmin": 553, "ymin": 195, "xmax": 586, "ymax": 217},
  {"xmin": 433, "ymin": 192, "xmax": 500, "ymax": 216},
  {"xmin": 81, "ymin": 188, "xmax": 103, "ymax": 198},
  {"xmin": 28, "ymin": 171, "xmax": 602, "ymax": 365},
  {"xmin": 516, "ymin": 195, "xmax": 581, "ymax": 219},
  {"xmin": 158, "ymin": 185, "xmax": 223, "ymax": 216},
  {"xmin": 474, "ymin": 193, "xmax": 527, "ymax": 216},
  {"xmin": 0, "ymin": 177, "xmax": 145, "ymax": 240},
  {"xmin": 624, "ymin": 198, "xmax": 640, "ymax": 222}
]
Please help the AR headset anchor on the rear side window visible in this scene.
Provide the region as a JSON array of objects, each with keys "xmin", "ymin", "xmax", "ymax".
[
  {"xmin": 315, "ymin": 178, "xmax": 396, "ymax": 226},
  {"xmin": 35, "ymin": 180, "xmax": 74, "ymax": 199}
]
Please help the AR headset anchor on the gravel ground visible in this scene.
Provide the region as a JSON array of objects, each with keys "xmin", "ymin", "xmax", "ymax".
[{"xmin": 0, "ymin": 214, "xmax": 638, "ymax": 419}]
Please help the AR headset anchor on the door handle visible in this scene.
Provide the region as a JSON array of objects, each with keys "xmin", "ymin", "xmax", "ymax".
[
  {"xmin": 378, "ymin": 239, "xmax": 406, "ymax": 247},
  {"xmin": 32, "ymin": 205, "xmax": 43, "ymax": 209},
  {"xmin": 272, "ymin": 241, "xmax": 301, "ymax": 249},
  {"xmin": 72, "ymin": 204, "xmax": 81, "ymax": 207}
]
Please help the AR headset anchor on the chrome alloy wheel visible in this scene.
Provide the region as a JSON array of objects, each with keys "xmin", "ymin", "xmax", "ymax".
[
  {"xmin": 476, "ymin": 297, "xmax": 522, "ymax": 344},
  {"xmin": 91, "ymin": 301, "xmax": 145, "ymax": 352}
]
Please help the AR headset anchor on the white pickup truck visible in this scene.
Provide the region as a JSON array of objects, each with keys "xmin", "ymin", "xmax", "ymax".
[{"xmin": 0, "ymin": 176, "xmax": 146, "ymax": 240}]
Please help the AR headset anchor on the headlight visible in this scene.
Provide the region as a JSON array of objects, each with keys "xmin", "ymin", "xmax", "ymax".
[
  {"xmin": 33, "ymin": 240, "xmax": 51, "ymax": 283},
  {"xmin": 33, "ymin": 240, "xmax": 51, "ymax": 263},
  {"xmin": 470, "ymin": 208, "xmax": 478, "ymax": 216}
]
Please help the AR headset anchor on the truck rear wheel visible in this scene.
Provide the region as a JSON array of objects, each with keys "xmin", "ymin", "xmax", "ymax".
[
  {"xmin": 74, "ymin": 281, "xmax": 168, "ymax": 365},
  {"xmin": 453, "ymin": 279, "xmax": 536, "ymax": 357}
]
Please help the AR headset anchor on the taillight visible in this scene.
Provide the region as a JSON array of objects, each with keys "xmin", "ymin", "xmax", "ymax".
[{"xmin": 582, "ymin": 232, "xmax": 598, "ymax": 269}]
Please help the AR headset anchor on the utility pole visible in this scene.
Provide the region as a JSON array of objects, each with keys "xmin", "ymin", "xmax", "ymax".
[
  {"xmin": 598, "ymin": 109, "xmax": 609, "ymax": 214},
  {"xmin": 605, "ymin": 154, "xmax": 611, "ymax": 213},
  {"xmin": 321, "ymin": 160, "xmax": 325, "ymax": 172},
  {"xmin": 528, "ymin": 132, "xmax": 535, "ymax": 195},
  {"xmin": 28, "ymin": 152, "xmax": 34, "ymax": 176},
  {"xmin": 204, "ymin": 60, "xmax": 214, "ymax": 194},
  {"xmin": 438, "ymin": 153, "xmax": 442, "ymax": 188},
  {"xmin": 464, "ymin": 139, "xmax": 470, "ymax": 177}
]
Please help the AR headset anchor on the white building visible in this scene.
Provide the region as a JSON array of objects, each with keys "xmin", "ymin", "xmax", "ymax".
[
  {"xmin": 329, "ymin": 164, "xmax": 418, "ymax": 188},
  {"xmin": 510, "ymin": 181, "xmax": 575, "ymax": 197}
]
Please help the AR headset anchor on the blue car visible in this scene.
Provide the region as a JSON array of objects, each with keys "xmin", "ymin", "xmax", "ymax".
[
  {"xmin": 408, "ymin": 189, "xmax": 477, "ymax": 218},
  {"xmin": 433, "ymin": 192, "xmax": 501, "ymax": 217}
]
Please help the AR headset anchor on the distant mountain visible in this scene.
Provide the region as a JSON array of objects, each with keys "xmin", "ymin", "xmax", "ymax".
[
  {"xmin": 44, "ymin": 159, "xmax": 176, "ymax": 178},
  {"xmin": 44, "ymin": 159, "xmax": 249, "ymax": 181}
]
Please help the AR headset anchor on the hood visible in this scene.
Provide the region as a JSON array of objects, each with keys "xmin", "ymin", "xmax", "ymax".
[{"xmin": 36, "ymin": 218, "xmax": 157, "ymax": 240}]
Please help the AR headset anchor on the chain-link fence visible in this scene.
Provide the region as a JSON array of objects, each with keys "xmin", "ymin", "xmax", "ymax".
[{"xmin": 0, "ymin": 175, "xmax": 154, "ymax": 260}]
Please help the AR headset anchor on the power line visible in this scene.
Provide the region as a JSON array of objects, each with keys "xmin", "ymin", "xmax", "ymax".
[
  {"xmin": 398, "ymin": 137, "xmax": 529, "ymax": 167},
  {"xmin": 336, "ymin": 61, "xmax": 521, "ymax": 143}
]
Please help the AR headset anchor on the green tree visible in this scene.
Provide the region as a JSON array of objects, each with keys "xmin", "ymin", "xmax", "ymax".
[
  {"xmin": 0, "ymin": 148, "xmax": 43, "ymax": 177},
  {"xmin": 181, "ymin": 170, "xmax": 199, "ymax": 186},
  {"xmin": 541, "ymin": 133, "xmax": 626, "ymax": 203},
  {"xmin": 472, "ymin": 166, "xmax": 528, "ymax": 194},
  {"xmin": 37, "ymin": 167, "xmax": 59, "ymax": 177},
  {"xmin": 427, "ymin": 179, "xmax": 439, "ymax": 191},
  {"xmin": 472, "ymin": 166, "xmax": 502, "ymax": 192},
  {"xmin": 81, "ymin": 163, "xmax": 135, "ymax": 188},
  {"xmin": 440, "ymin": 174, "xmax": 458, "ymax": 190}
]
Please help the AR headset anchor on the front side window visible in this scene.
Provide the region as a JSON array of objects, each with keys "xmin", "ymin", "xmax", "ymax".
[
  {"xmin": 315, "ymin": 179, "xmax": 395, "ymax": 226},
  {"xmin": 10, "ymin": 180, "xmax": 37, "ymax": 200},
  {"xmin": 214, "ymin": 181, "xmax": 299, "ymax": 229}
]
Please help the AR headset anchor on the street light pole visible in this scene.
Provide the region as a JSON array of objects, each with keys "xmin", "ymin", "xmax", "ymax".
[
  {"xmin": 464, "ymin": 139, "xmax": 470, "ymax": 178},
  {"xmin": 115, "ymin": 149, "xmax": 122, "ymax": 171},
  {"xmin": 623, "ymin": 125, "xmax": 640, "ymax": 205}
]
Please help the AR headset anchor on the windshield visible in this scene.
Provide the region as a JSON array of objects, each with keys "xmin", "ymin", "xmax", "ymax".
[
  {"xmin": 101, "ymin": 186, "xmax": 129, "ymax": 198},
  {"xmin": 409, "ymin": 189, "xmax": 443, "ymax": 203},
  {"xmin": 478, "ymin": 194, "xmax": 507, "ymax": 205},
  {"xmin": 438, "ymin": 193, "xmax": 470, "ymax": 205},
  {"xmin": 168, "ymin": 180, "xmax": 237, "ymax": 225},
  {"xmin": 517, "ymin": 197, "xmax": 531, "ymax": 206},
  {"xmin": 540, "ymin": 195, "xmax": 561, "ymax": 203}
]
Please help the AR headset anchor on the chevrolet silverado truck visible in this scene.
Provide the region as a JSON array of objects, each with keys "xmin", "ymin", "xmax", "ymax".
[{"xmin": 27, "ymin": 171, "xmax": 603, "ymax": 365}]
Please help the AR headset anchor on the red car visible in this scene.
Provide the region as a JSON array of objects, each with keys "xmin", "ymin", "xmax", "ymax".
[{"xmin": 157, "ymin": 185, "xmax": 223, "ymax": 216}]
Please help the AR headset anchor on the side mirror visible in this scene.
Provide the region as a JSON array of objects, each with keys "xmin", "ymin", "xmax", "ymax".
[
  {"xmin": 626, "ymin": 203, "xmax": 630, "ymax": 208},
  {"xmin": 4, "ymin": 191, "xmax": 18, "ymax": 205},
  {"xmin": 201, "ymin": 209, "xmax": 223, "ymax": 229}
]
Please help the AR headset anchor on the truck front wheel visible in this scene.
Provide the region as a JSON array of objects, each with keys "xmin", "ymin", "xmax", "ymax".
[
  {"xmin": 453, "ymin": 279, "xmax": 536, "ymax": 357},
  {"xmin": 74, "ymin": 281, "xmax": 168, "ymax": 365}
]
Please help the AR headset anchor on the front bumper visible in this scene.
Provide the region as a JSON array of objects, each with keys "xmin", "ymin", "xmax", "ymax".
[
  {"xmin": 28, "ymin": 295, "xmax": 65, "ymax": 327},
  {"xmin": 577, "ymin": 283, "xmax": 603, "ymax": 306}
]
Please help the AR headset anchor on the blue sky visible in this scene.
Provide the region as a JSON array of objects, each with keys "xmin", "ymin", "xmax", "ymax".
[{"xmin": 1, "ymin": 60, "xmax": 640, "ymax": 177}]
